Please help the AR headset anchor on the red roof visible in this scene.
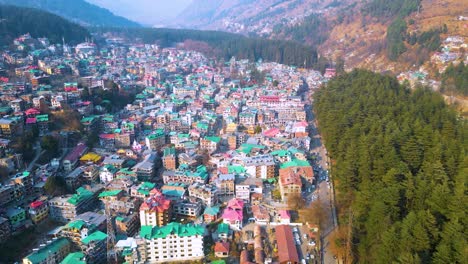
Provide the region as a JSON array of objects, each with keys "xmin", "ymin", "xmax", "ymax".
[
  {"xmin": 25, "ymin": 108, "xmax": 41, "ymax": 116},
  {"xmin": 99, "ymin": 134, "xmax": 115, "ymax": 139},
  {"xmin": 275, "ymin": 225, "xmax": 299, "ymax": 263},
  {"xmin": 30, "ymin": 200, "xmax": 44, "ymax": 208},
  {"xmin": 214, "ymin": 242, "xmax": 230, "ymax": 253}
]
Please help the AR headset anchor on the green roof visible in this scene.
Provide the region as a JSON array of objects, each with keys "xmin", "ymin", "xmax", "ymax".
[
  {"xmin": 204, "ymin": 136, "xmax": 221, "ymax": 143},
  {"xmin": 238, "ymin": 143, "xmax": 266, "ymax": 154},
  {"xmin": 163, "ymin": 147, "xmax": 176, "ymax": 156},
  {"xmin": 212, "ymin": 260, "xmax": 226, "ymax": 264},
  {"xmin": 217, "ymin": 223, "xmax": 229, "ymax": 234},
  {"xmin": 204, "ymin": 205, "xmax": 220, "ymax": 216},
  {"xmin": 280, "ymin": 159, "xmax": 311, "ymax": 169},
  {"xmin": 98, "ymin": 190, "xmax": 122, "ymax": 198},
  {"xmin": 60, "ymin": 252, "xmax": 86, "ymax": 264},
  {"xmin": 138, "ymin": 182, "xmax": 156, "ymax": 195},
  {"xmin": 36, "ymin": 114, "xmax": 49, "ymax": 122},
  {"xmin": 228, "ymin": 165, "xmax": 246, "ymax": 174},
  {"xmin": 66, "ymin": 219, "xmax": 86, "ymax": 230},
  {"xmin": 68, "ymin": 187, "xmax": 94, "ymax": 205},
  {"xmin": 82, "ymin": 231, "xmax": 107, "ymax": 245},
  {"xmin": 271, "ymin": 150, "xmax": 290, "ymax": 157},
  {"xmin": 140, "ymin": 223, "xmax": 205, "ymax": 239},
  {"xmin": 25, "ymin": 238, "xmax": 70, "ymax": 264}
]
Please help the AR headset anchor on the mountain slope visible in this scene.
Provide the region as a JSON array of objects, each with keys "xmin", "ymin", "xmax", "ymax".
[
  {"xmin": 0, "ymin": 0, "xmax": 140, "ymax": 27},
  {"xmin": 174, "ymin": 0, "xmax": 342, "ymax": 34},
  {"xmin": 0, "ymin": 5, "xmax": 89, "ymax": 45}
]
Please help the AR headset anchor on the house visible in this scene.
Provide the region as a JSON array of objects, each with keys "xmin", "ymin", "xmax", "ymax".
[
  {"xmin": 221, "ymin": 198, "xmax": 244, "ymax": 230},
  {"xmin": 203, "ymin": 205, "xmax": 220, "ymax": 223},
  {"xmin": 251, "ymin": 205, "xmax": 270, "ymax": 225},
  {"xmin": 99, "ymin": 164, "xmax": 118, "ymax": 183},
  {"xmin": 217, "ymin": 223, "xmax": 230, "ymax": 241},
  {"xmin": 275, "ymin": 225, "xmax": 299, "ymax": 264},
  {"xmin": 214, "ymin": 242, "xmax": 230, "ymax": 258},
  {"xmin": 277, "ymin": 210, "xmax": 291, "ymax": 224}
]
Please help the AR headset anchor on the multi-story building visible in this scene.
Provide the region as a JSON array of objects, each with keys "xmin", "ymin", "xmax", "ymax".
[
  {"xmin": 162, "ymin": 165, "xmax": 208, "ymax": 185},
  {"xmin": 173, "ymin": 201, "xmax": 202, "ymax": 218},
  {"xmin": 0, "ymin": 184, "xmax": 14, "ymax": 206},
  {"xmin": 63, "ymin": 143, "xmax": 88, "ymax": 172},
  {"xmin": 99, "ymin": 164, "xmax": 118, "ymax": 184},
  {"xmin": 48, "ymin": 187, "xmax": 99, "ymax": 223},
  {"xmin": 22, "ymin": 238, "xmax": 71, "ymax": 264},
  {"xmin": 278, "ymin": 171, "xmax": 302, "ymax": 202},
  {"xmin": 134, "ymin": 152, "xmax": 157, "ymax": 181},
  {"xmin": 188, "ymin": 182, "xmax": 217, "ymax": 207},
  {"xmin": 162, "ymin": 147, "xmax": 177, "ymax": 170},
  {"xmin": 29, "ymin": 200, "xmax": 49, "ymax": 224},
  {"xmin": 115, "ymin": 213, "xmax": 140, "ymax": 237},
  {"xmin": 235, "ymin": 177, "xmax": 263, "ymax": 202},
  {"xmin": 59, "ymin": 219, "xmax": 99, "ymax": 246},
  {"xmin": 81, "ymin": 231, "xmax": 107, "ymax": 264},
  {"xmin": 243, "ymin": 154, "xmax": 276, "ymax": 179},
  {"xmin": 200, "ymin": 136, "xmax": 220, "ymax": 153},
  {"xmin": 6, "ymin": 207, "xmax": 26, "ymax": 229},
  {"xmin": 82, "ymin": 165, "xmax": 99, "ymax": 183},
  {"xmin": 145, "ymin": 129, "xmax": 166, "ymax": 151},
  {"xmin": 139, "ymin": 189, "xmax": 172, "ymax": 227},
  {"xmin": 279, "ymin": 159, "xmax": 314, "ymax": 183},
  {"xmin": 0, "ymin": 117, "xmax": 23, "ymax": 137},
  {"xmin": 0, "ymin": 217, "xmax": 11, "ymax": 243},
  {"xmin": 215, "ymin": 174, "xmax": 235, "ymax": 197},
  {"xmin": 138, "ymin": 223, "xmax": 205, "ymax": 263}
]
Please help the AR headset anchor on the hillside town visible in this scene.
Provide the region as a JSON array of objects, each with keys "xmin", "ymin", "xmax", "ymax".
[{"xmin": 0, "ymin": 33, "xmax": 335, "ymax": 264}]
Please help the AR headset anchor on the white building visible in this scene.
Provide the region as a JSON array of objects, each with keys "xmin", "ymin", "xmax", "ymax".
[{"xmin": 138, "ymin": 223, "xmax": 205, "ymax": 263}]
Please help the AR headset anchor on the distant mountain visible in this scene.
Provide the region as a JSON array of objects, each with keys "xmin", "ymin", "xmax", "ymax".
[
  {"xmin": 0, "ymin": 5, "xmax": 90, "ymax": 45},
  {"xmin": 0, "ymin": 0, "xmax": 140, "ymax": 27},
  {"xmin": 174, "ymin": 0, "xmax": 340, "ymax": 33}
]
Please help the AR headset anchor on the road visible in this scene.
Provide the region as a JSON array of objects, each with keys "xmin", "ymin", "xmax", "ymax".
[
  {"xmin": 27, "ymin": 142, "xmax": 44, "ymax": 171},
  {"xmin": 306, "ymin": 96, "xmax": 338, "ymax": 264}
]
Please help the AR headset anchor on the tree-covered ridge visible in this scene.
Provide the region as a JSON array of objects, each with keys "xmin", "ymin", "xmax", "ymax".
[
  {"xmin": 441, "ymin": 62, "xmax": 468, "ymax": 96},
  {"xmin": 96, "ymin": 27, "xmax": 319, "ymax": 68},
  {"xmin": 315, "ymin": 70, "xmax": 467, "ymax": 263},
  {"xmin": 0, "ymin": 5, "xmax": 90, "ymax": 45},
  {"xmin": 363, "ymin": 0, "xmax": 421, "ymax": 19},
  {"xmin": 0, "ymin": 0, "xmax": 140, "ymax": 27}
]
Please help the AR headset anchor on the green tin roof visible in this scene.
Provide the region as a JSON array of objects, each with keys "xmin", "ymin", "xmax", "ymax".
[
  {"xmin": 82, "ymin": 231, "xmax": 107, "ymax": 245},
  {"xmin": 98, "ymin": 190, "xmax": 122, "ymax": 198},
  {"xmin": 60, "ymin": 252, "xmax": 86, "ymax": 264},
  {"xmin": 280, "ymin": 159, "xmax": 311, "ymax": 169},
  {"xmin": 25, "ymin": 238, "xmax": 70, "ymax": 264},
  {"xmin": 140, "ymin": 222, "xmax": 205, "ymax": 239}
]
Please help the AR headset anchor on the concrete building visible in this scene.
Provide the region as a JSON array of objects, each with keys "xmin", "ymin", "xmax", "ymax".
[
  {"xmin": 139, "ymin": 189, "xmax": 172, "ymax": 227},
  {"xmin": 188, "ymin": 182, "xmax": 217, "ymax": 207},
  {"xmin": 48, "ymin": 187, "xmax": 99, "ymax": 223},
  {"xmin": 29, "ymin": 200, "xmax": 49, "ymax": 224},
  {"xmin": 22, "ymin": 238, "xmax": 71, "ymax": 264},
  {"xmin": 173, "ymin": 201, "xmax": 202, "ymax": 218},
  {"xmin": 138, "ymin": 223, "xmax": 205, "ymax": 263}
]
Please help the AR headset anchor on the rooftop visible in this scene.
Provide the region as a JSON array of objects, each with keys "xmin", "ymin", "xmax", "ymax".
[{"xmin": 140, "ymin": 222, "xmax": 205, "ymax": 239}]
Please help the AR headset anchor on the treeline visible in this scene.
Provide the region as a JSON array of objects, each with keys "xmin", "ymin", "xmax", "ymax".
[
  {"xmin": 315, "ymin": 70, "xmax": 466, "ymax": 263},
  {"xmin": 441, "ymin": 62, "xmax": 468, "ymax": 96},
  {"xmin": 0, "ymin": 5, "xmax": 89, "ymax": 45},
  {"xmin": 363, "ymin": 0, "xmax": 421, "ymax": 18},
  {"xmin": 94, "ymin": 27, "xmax": 318, "ymax": 68}
]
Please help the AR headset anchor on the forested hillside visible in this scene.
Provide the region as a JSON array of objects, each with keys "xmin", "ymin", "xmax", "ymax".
[
  {"xmin": 0, "ymin": 5, "xmax": 89, "ymax": 45},
  {"xmin": 0, "ymin": 0, "xmax": 140, "ymax": 27},
  {"xmin": 96, "ymin": 27, "xmax": 319, "ymax": 68},
  {"xmin": 315, "ymin": 70, "xmax": 467, "ymax": 263}
]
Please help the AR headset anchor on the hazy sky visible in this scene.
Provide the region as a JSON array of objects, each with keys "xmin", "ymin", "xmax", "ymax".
[{"xmin": 87, "ymin": 0, "xmax": 193, "ymax": 25}]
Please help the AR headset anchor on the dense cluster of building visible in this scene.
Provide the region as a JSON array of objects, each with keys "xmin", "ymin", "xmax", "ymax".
[{"xmin": 0, "ymin": 33, "xmax": 331, "ymax": 263}]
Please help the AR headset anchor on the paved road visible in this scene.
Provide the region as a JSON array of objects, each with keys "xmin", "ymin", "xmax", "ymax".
[
  {"xmin": 27, "ymin": 142, "xmax": 44, "ymax": 171},
  {"xmin": 306, "ymin": 98, "xmax": 338, "ymax": 264}
]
